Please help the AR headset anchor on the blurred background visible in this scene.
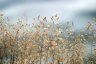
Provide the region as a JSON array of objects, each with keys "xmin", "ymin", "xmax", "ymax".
[{"xmin": 0, "ymin": 0, "xmax": 96, "ymax": 29}]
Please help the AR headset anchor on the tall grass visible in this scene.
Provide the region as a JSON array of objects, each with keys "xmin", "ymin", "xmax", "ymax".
[{"xmin": 0, "ymin": 13, "xmax": 96, "ymax": 64}]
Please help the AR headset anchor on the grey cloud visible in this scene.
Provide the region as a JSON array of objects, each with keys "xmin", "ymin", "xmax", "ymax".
[{"xmin": 0, "ymin": 0, "xmax": 78, "ymax": 10}]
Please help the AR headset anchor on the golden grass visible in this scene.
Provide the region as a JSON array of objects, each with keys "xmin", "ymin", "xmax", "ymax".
[{"xmin": 0, "ymin": 13, "xmax": 96, "ymax": 64}]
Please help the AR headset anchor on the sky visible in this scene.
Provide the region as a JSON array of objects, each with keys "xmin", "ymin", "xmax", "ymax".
[{"xmin": 0, "ymin": 0, "xmax": 96, "ymax": 29}]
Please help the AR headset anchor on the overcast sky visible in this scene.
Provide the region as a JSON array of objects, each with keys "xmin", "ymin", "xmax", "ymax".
[{"xmin": 0, "ymin": 0, "xmax": 96, "ymax": 29}]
